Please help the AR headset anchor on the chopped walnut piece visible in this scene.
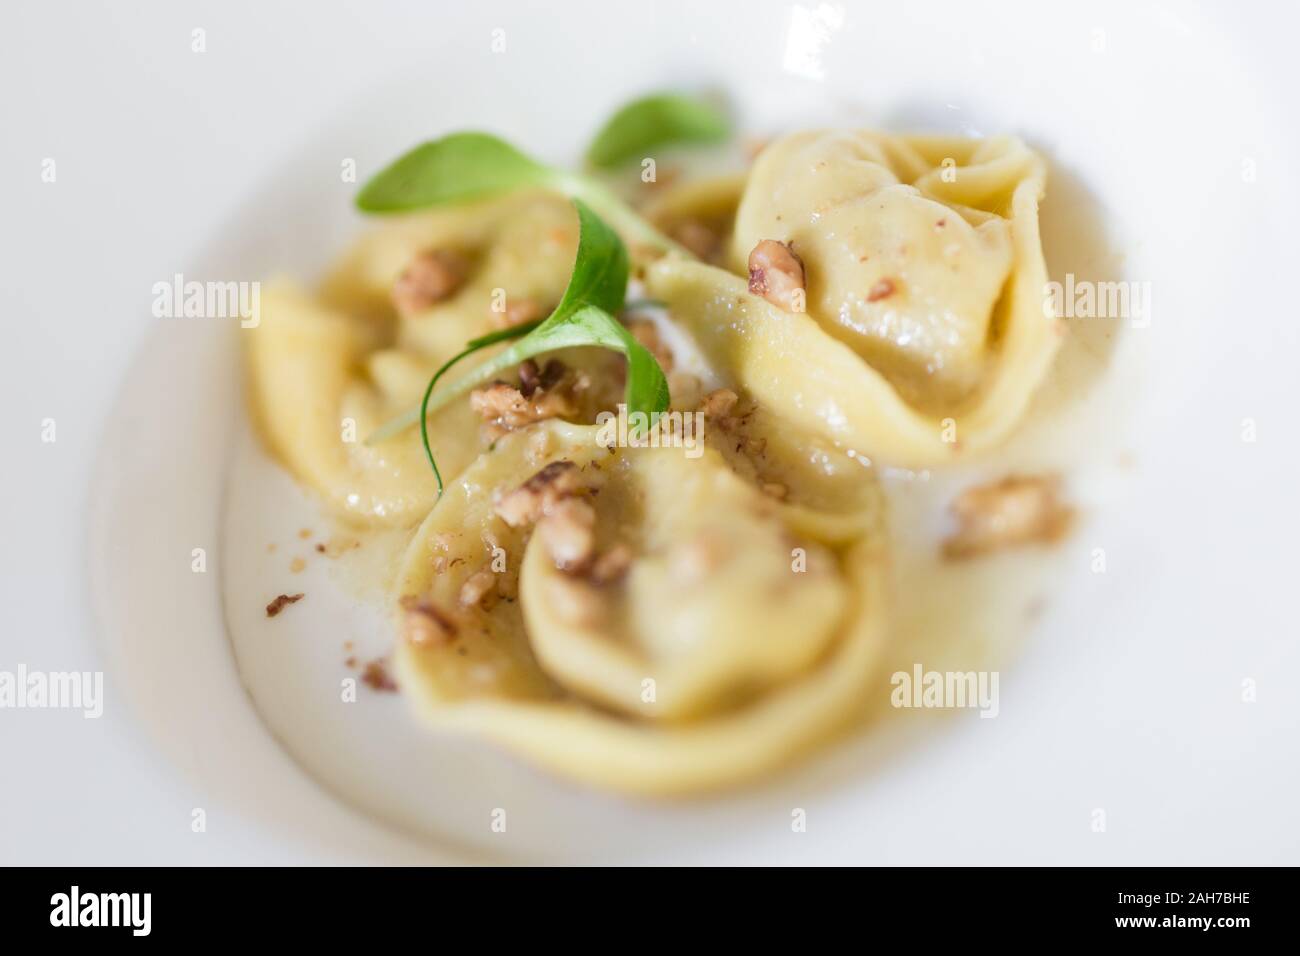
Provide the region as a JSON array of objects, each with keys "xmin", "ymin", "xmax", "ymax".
[
  {"xmin": 517, "ymin": 359, "xmax": 542, "ymax": 396},
  {"xmin": 867, "ymin": 277, "xmax": 897, "ymax": 302},
  {"xmin": 469, "ymin": 371, "xmax": 579, "ymax": 439},
  {"xmin": 265, "ymin": 593, "xmax": 304, "ymax": 617},
  {"xmin": 470, "ymin": 382, "xmax": 531, "ymax": 426},
  {"xmin": 516, "ymin": 358, "xmax": 567, "ymax": 398},
  {"xmin": 401, "ymin": 596, "xmax": 459, "ymax": 646},
  {"xmin": 589, "ymin": 543, "xmax": 633, "ymax": 585},
  {"xmin": 494, "ymin": 460, "xmax": 588, "ymax": 528},
  {"xmin": 315, "ymin": 536, "xmax": 361, "ymax": 559},
  {"xmin": 458, "ymin": 567, "xmax": 499, "ymax": 609},
  {"xmin": 698, "ymin": 388, "xmax": 739, "ymax": 420},
  {"xmin": 361, "ymin": 658, "xmax": 398, "ymax": 692},
  {"xmin": 490, "ymin": 296, "xmax": 543, "ymax": 330},
  {"xmin": 625, "ymin": 319, "xmax": 674, "ymax": 372},
  {"xmin": 391, "ymin": 249, "xmax": 468, "ymax": 316},
  {"xmin": 747, "ymin": 240, "xmax": 805, "ymax": 312},
  {"xmin": 942, "ymin": 475, "xmax": 1074, "ymax": 560},
  {"xmin": 536, "ymin": 497, "xmax": 596, "ymax": 572}
]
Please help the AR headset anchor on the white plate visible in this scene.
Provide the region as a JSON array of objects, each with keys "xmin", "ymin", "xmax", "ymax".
[{"xmin": 7, "ymin": 0, "xmax": 1297, "ymax": 864}]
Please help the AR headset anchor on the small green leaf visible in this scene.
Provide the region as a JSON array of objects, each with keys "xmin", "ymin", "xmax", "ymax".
[
  {"xmin": 555, "ymin": 199, "xmax": 628, "ymax": 316},
  {"xmin": 406, "ymin": 199, "xmax": 636, "ymax": 419},
  {"xmin": 356, "ymin": 130, "xmax": 686, "ymax": 254},
  {"xmin": 356, "ymin": 132, "xmax": 551, "ymax": 211},
  {"xmin": 557, "ymin": 304, "xmax": 671, "ymax": 423},
  {"xmin": 586, "ymin": 93, "xmax": 730, "ymax": 169}
]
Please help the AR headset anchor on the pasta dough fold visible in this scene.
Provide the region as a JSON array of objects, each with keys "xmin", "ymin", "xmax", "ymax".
[
  {"xmin": 648, "ymin": 129, "xmax": 1059, "ymax": 464},
  {"xmin": 391, "ymin": 420, "xmax": 887, "ymax": 794}
]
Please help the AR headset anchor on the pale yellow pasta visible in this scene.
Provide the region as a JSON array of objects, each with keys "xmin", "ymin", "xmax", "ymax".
[
  {"xmin": 246, "ymin": 281, "xmax": 472, "ymax": 525},
  {"xmin": 246, "ymin": 192, "xmax": 580, "ymax": 527},
  {"xmin": 647, "ymin": 130, "xmax": 1061, "ymax": 466},
  {"xmin": 390, "ymin": 421, "xmax": 888, "ymax": 794},
  {"xmin": 522, "ymin": 448, "xmax": 848, "ymax": 721}
]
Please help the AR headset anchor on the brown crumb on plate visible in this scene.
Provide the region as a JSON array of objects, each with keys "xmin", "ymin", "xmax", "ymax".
[
  {"xmin": 943, "ymin": 475, "xmax": 1074, "ymax": 560},
  {"xmin": 360, "ymin": 658, "xmax": 398, "ymax": 692},
  {"xmin": 265, "ymin": 593, "xmax": 304, "ymax": 617}
]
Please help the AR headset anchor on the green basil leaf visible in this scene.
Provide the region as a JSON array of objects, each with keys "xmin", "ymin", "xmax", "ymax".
[
  {"xmin": 356, "ymin": 130, "xmax": 686, "ymax": 254},
  {"xmin": 464, "ymin": 319, "xmax": 545, "ymax": 351},
  {"xmin": 585, "ymin": 93, "xmax": 730, "ymax": 168},
  {"xmin": 557, "ymin": 304, "xmax": 671, "ymax": 424},
  {"xmin": 356, "ymin": 132, "xmax": 552, "ymax": 212},
  {"xmin": 406, "ymin": 198, "xmax": 634, "ymax": 419},
  {"xmin": 555, "ymin": 198, "xmax": 628, "ymax": 316}
]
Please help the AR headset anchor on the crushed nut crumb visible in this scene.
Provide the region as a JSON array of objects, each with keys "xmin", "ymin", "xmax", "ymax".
[
  {"xmin": 867, "ymin": 277, "xmax": 897, "ymax": 302},
  {"xmin": 698, "ymin": 388, "xmax": 739, "ymax": 420},
  {"xmin": 361, "ymin": 658, "xmax": 398, "ymax": 692},
  {"xmin": 943, "ymin": 475, "xmax": 1074, "ymax": 560},
  {"xmin": 400, "ymin": 596, "xmax": 459, "ymax": 646},
  {"xmin": 536, "ymin": 496, "xmax": 596, "ymax": 572},
  {"xmin": 458, "ymin": 567, "xmax": 499, "ymax": 609},
  {"xmin": 747, "ymin": 240, "xmax": 805, "ymax": 312},
  {"xmin": 391, "ymin": 249, "xmax": 468, "ymax": 316},
  {"xmin": 494, "ymin": 460, "xmax": 588, "ymax": 528},
  {"xmin": 265, "ymin": 593, "xmax": 304, "ymax": 617},
  {"xmin": 470, "ymin": 359, "xmax": 581, "ymax": 439}
]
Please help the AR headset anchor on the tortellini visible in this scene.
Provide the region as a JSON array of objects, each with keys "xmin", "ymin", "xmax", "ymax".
[
  {"xmin": 650, "ymin": 129, "xmax": 1060, "ymax": 465},
  {"xmin": 391, "ymin": 420, "xmax": 887, "ymax": 794},
  {"xmin": 246, "ymin": 192, "xmax": 581, "ymax": 526},
  {"xmin": 246, "ymin": 280, "xmax": 472, "ymax": 524},
  {"xmin": 733, "ymin": 131, "xmax": 1015, "ymax": 402}
]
